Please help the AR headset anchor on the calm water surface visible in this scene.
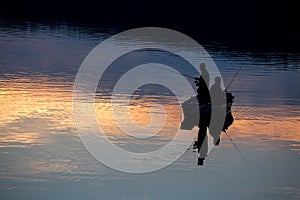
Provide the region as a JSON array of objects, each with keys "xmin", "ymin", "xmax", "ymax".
[{"xmin": 0, "ymin": 22, "xmax": 300, "ymax": 199}]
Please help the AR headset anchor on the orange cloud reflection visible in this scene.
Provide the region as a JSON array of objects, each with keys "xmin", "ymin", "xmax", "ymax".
[{"xmin": 1, "ymin": 76, "xmax": 300, "ymax": 154}]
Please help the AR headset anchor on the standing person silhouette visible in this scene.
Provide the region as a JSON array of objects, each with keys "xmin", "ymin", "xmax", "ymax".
[
  {"xmin": 196, "ymin": 63, "xmax": 210, "ymax": 104},
  {"xmin": 195, "ymin": 63, "xmax": 211, "ymax": 165}
]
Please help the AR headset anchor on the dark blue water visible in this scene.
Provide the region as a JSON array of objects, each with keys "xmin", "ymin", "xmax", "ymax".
[{"xmin": 1, "ymin": 21, "xmax": 300, "ymax": 199}]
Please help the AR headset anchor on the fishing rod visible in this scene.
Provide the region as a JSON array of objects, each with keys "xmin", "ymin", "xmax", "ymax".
[
  {"xmin": 225, "ymin": 66, "xmax": 242, "ymax": 91},
  {"xmin": 154, "ymin": 65, "xmax": 197, "ymax": 80},
  {"xmin": 224, "ymin": 130, "xmax": 246, "ymax": 160},
  {"xmin": 181, "ymin": 73, "xmax": 197, "ymax": 80}
]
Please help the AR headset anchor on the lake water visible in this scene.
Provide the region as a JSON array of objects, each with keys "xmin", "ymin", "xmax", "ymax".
[{"xmin": 0, "ymin": 21, "xmax": 300, "ymax": 199}]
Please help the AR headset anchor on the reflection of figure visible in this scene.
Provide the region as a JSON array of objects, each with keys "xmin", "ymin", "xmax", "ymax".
[
  {"xmin": 194, "ymin": 63, "xmax": 211, "ymax": 165},
  {"xmin": 209, "ymin": 77, "xmax": 225, "ymax": 146}
]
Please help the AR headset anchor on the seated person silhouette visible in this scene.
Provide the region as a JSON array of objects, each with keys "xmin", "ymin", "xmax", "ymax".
[{"xmin": 209, "ymin": 76, "xmax": 226, "ymax": 146}]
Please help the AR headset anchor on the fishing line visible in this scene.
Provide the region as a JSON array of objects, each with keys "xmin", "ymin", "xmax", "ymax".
[{"xmin": 225, "ymin": 66, "xmax": 242, "ymax": 91}]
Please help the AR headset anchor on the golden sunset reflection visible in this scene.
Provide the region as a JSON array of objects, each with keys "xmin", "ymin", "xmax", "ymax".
[
  {"xmin": 0, "ymin": 76, "xmax": 74, "ymax": 146},
  {"xmin": 94, "ymin": 95, "xmax": 181, "ymax": 144},
  {"xmin": 0, "ymin": 76, "xmax": 299, "ymax": 154},
  {"xmin": 227, "ymin": 105, "xmax": 300, "ymax": 153},
  {"xmin": 231, "ymin": 106, "xmax": 300, "ymax": 138}
]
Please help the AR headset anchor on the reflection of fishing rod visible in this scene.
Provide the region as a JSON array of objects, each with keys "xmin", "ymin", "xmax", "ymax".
[
  {"xmin": 225, "ymin": 66, "xmax": 242, "ymax": 91},
  {"xmin": 224, "ymin": 130, "xmax": 246, "ymax": 160}
]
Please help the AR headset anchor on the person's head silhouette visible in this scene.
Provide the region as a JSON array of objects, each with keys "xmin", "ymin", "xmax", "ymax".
[
  {"xmin": 214, "ymin": 76, "xmax": 221, "ymax": 84},
  {"xmin": 199, "ymin": 63, "xmax": 206, "ymax": 72}
]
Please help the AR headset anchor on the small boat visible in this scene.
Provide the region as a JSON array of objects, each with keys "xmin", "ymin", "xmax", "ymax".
[{"xmin": 180, "ymin": 92, "xmax": 234, "ymax": 131}]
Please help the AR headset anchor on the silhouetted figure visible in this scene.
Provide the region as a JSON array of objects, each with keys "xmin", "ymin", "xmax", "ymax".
[
  {"xmin": 195, "ymin": 63, "xmax": 211, "ymax": 165},
  {"xmin": 195, "ymin": 63, "xmax": 210, "ymax": 105},
  {"xmin": 210, "ymin": 77, "xmax": 224, "ymax": 105},
  {"xmin": 209, "ymin": 76, "xmax": 226, "ymax": 145}
]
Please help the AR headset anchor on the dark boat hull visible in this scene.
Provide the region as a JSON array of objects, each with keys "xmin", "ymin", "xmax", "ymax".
[{"xmin": 180, "ymin": 92, "xmax": 234, "ymax": 131}]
